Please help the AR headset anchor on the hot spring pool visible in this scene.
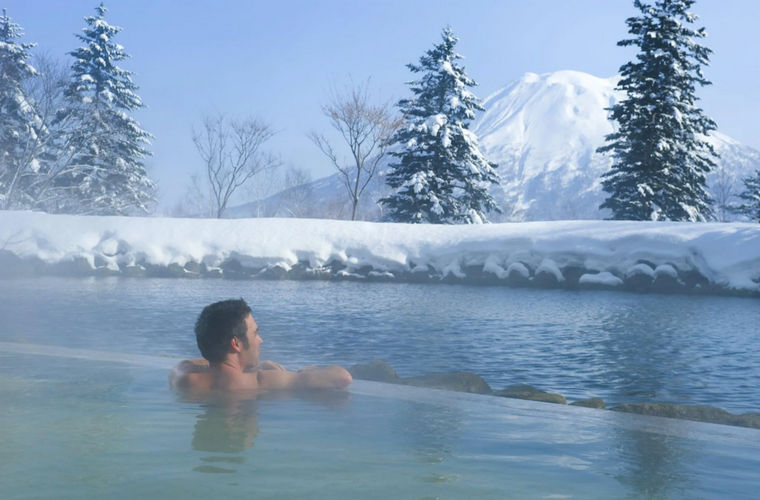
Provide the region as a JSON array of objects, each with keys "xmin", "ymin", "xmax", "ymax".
[
  {"xmin": 1, "ymin": 277, "xmax": 759, "ymax": 498},
  {"xmin": 1, "ymin": 347, "xmax": 758, "ymax": 499}
]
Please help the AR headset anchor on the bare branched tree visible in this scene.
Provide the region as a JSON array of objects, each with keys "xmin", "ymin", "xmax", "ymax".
[
  {"xmin": 170, "ymin": 173, "xmax": 215, "ymax": 217},
  {"xmin": 20, "ymin": 52, "xmax": 76, "ymax": 211},
  {"xmin": 279, "ymin": 165, "xmax": 314, "ymax": 218},
  {"xmin": 711, "ymin": 163, "xmax": 739, "ymax": 222},
  {"xmin": 241, "ymin": 165, "xmax": 316, "ymax": 218},
  {"xmin": 1, "ymin": 52, "xmax": 66, "ymax": 210},
  {"xmin": 309, "ymin": 80, "xmax": 399, "ymax": 220},
  {"xmin": 192, "ymin": 114, "xmax": 280, "ymax": 218},
  {"xmin": 242, "ymin": 160, "xmax": 284, "ymax": 218},
  {"xmin": 23, "ymin": 52, "xmax": 69, "ymax": 134}
]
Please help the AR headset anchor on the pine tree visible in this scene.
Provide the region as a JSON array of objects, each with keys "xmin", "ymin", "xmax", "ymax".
[
  {"xmin": 736, "ymin": 170, "xmax": 760, "ymax": 222},
  {"xmin": 380, "ymin": 28, "xmax": 500, "ymax": 224},
  {"xmin": 598, "ymin": 0, "xmax": 717, "ymax": 221},
  {"xmin": 0, "ymin": 9, "xmax": 46, "ymax": 210},
  {"xmin": 55, "ymin": 3, "xmax": 155, "ymax": 215}
]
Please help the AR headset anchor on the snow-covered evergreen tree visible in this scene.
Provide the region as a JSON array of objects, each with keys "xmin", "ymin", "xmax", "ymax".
[
  {"xmin": 55, "ymin": 3, "xmax": 155, "ymax": 215},
  {"xmin": 736, "ymin": 170, "xmax": 760, "ymax": 222},
  {"xmin": 380, "ymin": 28, "xmax": 500, "ymax": 224},
  {"xmin": 0, "ymin": 9, "xmax": 47, "ymax": 210},
  {"xmin": 598, "ymin": 0, "xmax": 717, "ymax": 221}
]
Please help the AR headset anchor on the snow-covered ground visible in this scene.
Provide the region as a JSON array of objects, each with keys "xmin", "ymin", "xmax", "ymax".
[{"xmin": 1, "ymin": 211, "xmax": 758, "ymax": 296}]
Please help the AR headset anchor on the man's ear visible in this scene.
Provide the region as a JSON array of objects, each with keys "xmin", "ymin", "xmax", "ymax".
[{"xmin": 230, "ymin": 336, "xmax": 242, "ymax": 353}]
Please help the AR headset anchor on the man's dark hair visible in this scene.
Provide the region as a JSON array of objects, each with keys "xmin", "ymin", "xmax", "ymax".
[{"xmin": 195, "ymin": 299, "xmax": 252, "ymax": 364}]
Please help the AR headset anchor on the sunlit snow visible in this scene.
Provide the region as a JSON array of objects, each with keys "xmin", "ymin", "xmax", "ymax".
[{"xmin": 1, "ymin": 211, "xmax": 758, "ymax": 295}]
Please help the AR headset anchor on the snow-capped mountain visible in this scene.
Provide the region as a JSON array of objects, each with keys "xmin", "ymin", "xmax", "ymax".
[
  {"xmin": 474, "ymin": 70, "xmax": 759, "ymax": 221},
  {"xmin": 236, "ymin": 70, "xmax": 759, "ymax": 221}
]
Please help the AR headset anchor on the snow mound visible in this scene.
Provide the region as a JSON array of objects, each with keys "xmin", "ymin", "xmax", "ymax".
[{"xmin": 1, "ymin": 211, "xmax": 758, "ymax": 296}]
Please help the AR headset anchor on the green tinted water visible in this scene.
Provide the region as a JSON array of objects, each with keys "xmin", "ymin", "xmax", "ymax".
[{"xmin": 1, "ymin": 349, "xmax": 758, "ymax": 499}]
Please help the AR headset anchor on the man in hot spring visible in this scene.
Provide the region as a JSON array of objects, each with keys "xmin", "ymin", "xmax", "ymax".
[{"xmin": 170, "ymin": 298, "xmax": 352, "ymax": 395}]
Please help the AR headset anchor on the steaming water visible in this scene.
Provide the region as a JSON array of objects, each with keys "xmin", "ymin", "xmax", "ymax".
[
  {"xmin": 1, "ymin": 277, "xmax": 759, "ymax": 411},
  {"xmin": 1, "ymin": 277, "xmax": 759, "ymax": 499}
]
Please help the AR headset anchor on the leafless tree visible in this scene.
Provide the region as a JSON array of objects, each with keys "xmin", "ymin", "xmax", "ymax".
[
  {"xmin": 242, "ymin": 160, "xmax": 285, "ymax": 218},
  {"xmin": 170, "ymin": 173, "xmax": 216, "ymax": 217},
  {"xmin": 710, "ymin": 163, "xmax": 739, "ymax": 222},
  {"xmin": 309, "ymin": 80, "xmax": 399, "ymax": 220},
  {"xmin": 192, "ymin": 114, "xmax": 280, "ymax": 218},
  {"xmin": 23, "ymin": 52, "xmax": 69, "ymax": 133},
  {"xmin": 241, "ymin": 165, "xmax": 317, "ymax": 218},
  {"xmin": 20, "ymin": 52, "xmax": 97, "ymax": 213},
  {"xmin": 0, "ymin": 53, "xmax": 67, "ymax": 210},
  {"xmin": 279, "ymin": 165, "xmax": 315, "ymax": 218}
]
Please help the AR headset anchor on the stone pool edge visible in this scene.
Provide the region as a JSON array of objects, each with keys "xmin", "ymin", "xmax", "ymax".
[
  {"xmin": 348, "ymin": 360, "xmax": 760, "ymax": 431},
  {"xmin": 350, "ymin": 379, "xmax": 760, "ymax": 444}
]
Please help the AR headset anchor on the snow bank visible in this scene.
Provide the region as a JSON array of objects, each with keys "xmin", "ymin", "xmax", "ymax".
[{"xmin": 1, "ymin": 211, "xmax": 759, "ymax": 296}]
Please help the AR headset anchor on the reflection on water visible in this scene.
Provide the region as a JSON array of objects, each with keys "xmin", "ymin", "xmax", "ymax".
[
  {"xmin": 401, "ymin": 402, "xmax": 461, "ymax": 465},
  {"xmin": 185, "ymin": 389, "xmax": 351, "ymax": 474},
  {"xmin": 193, "ymin": 400, "xmax": 259, "ymax": 452},
  {"xmin": 192, "ymin": 399, "xmax": 258, "ymax": 473},
  {"xmin": 599, "ymin": 305, "xmax": 687, "ymax": 404},
  {"xmin": 613, "ymin": 425, "xmax": 695, "ymax": 500}
]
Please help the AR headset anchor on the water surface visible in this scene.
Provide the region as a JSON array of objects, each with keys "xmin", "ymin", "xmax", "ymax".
[
  {"xmin": 1, "ymin": 277, "xmax": 758, "ymax": 412},
  {"xmin": 2, "ymin": 277, "xmax": 759, "ymax": 499},
  {"xmin": 1, "ymin": 352, "xmax": 758, "ymax": 500}
]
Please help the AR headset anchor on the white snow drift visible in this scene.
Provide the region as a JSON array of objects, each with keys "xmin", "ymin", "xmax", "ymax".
[{"xmin": 1, "ymin": 211, "xmax": 758, "ymax": 295}]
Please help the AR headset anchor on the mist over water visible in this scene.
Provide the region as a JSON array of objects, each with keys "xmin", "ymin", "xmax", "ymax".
[{"xmin": 1, "ymin": 277, "xmax": 758, "ymax": 413}]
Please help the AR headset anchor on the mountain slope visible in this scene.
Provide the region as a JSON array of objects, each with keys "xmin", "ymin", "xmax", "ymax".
[{"xmin": 474, "ymin": 70, "xmax": 759, "ymax": 221}]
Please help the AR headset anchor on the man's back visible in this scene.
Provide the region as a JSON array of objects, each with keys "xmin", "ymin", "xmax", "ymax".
[{"xmin": 170, "ymin": 358, "xmax": 352, "ymax": 396}]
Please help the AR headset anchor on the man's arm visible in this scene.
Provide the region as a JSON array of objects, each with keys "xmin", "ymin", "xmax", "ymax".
[{"xmin": 256, "ymin": 365, "xmax": 352, "ymax": 391}]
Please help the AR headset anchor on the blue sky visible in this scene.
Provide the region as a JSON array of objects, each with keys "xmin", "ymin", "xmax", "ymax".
[{"xmin": 4, "ymin": 0, "xmax": 759, "ymax": 210}]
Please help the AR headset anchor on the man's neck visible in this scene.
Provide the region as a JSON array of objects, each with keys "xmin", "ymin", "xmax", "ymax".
[
  {"xmin": 207, "ymin": 356, "xmax": 259, "ymax": 391},
  {"xmin": 212, "ymin": 356, "xmax": 246, "ymax": 374}
]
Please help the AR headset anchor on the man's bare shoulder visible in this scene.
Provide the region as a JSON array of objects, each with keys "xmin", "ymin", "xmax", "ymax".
[
  {"xmin": 169, "ymin": 360, "xmax": 214, "ymax": 392},
  {"xmin": 170, "ymin": 359, "xmax": 262, "ymax": 393}
]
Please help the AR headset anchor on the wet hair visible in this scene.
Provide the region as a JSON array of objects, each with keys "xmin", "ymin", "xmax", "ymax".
[{"xmin": 195, "ymin": 298, "xmax": 252, "ymax": 364}]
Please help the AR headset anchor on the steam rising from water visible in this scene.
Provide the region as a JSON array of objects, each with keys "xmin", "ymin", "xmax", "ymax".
[{"xmin": 0, "ymin": 341, "xmax": 176, "ymax": 369}]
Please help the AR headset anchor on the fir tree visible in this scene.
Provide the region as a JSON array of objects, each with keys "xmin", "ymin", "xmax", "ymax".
[
  {"xmin": 0, "ymin": 9, "xmax": 46, "ymax": 210},
  {"xmin": 598, "ymin": 0, "xmax": 717, "ymax": 221},
  {"xmin": 736, "ymin": 170, "xmax": 760, "ymax": 222},
  {"xmin": 55, "ymin": 3, "xmax": 155, "ymax": 215},
  {"xmin": 380, "ymin": 28, "xmax": 500, "ymax": 224}
]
